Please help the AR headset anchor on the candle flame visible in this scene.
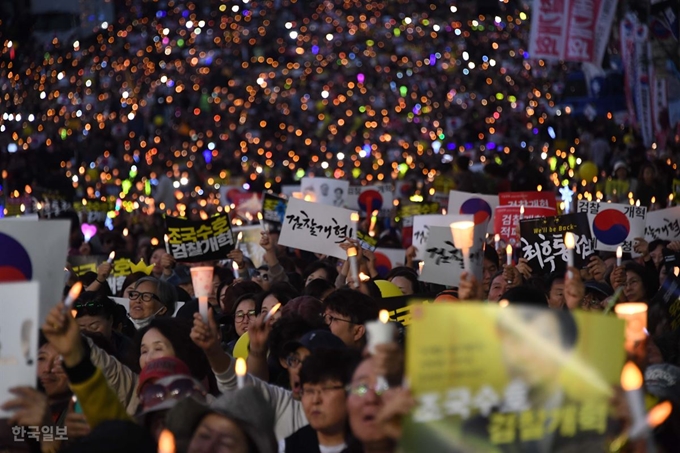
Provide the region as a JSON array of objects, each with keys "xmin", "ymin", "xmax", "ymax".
[
  {"xmin": 108, "ymin": 251, "xmax": 116, "ymax": 261},
  {"xmin": 350, "ymin": 212, "xmax": 360, "ymax": 222},
  {"xmin": 564, "ymin": 232, "xmax": 575, "ymax": 249},
  {"xmin": 520, "ymin": 205, "xmax": 525, "ymax": 214},
  {"xmin": 347, "ymin": 247, "xmax": 358, "ymax": 258},
  {"xmin": 123, "ymin": 228, "xmax": 128, "ymax": 237},
  {"xmin": 379, "ymin": 309, "xmax": 389, "ymax": 323},
  {"xmin": 648, "ymin": 401, "xmax": 672, "ymax": 428},
  {"xmin": 359, "ymin": 272, "xmax": 371, "ymax": 282},
  {"xmin": 235, "ymin": 357, "xmax": 247, "ymax": 377},
  {"xmin": 620, "ymin": 361, "xmax": 643, "ymax": 391},
  {"xmin": 499, "ymin": 299, "xmax": 510, "ymax": 308},
  {"xmin": 675, "ymin": 267, "xmax": 679, "ymax": 277},
  {"xmin": 237, "ymin": 232, "xmax": 243, "ymax": 241},
  {"xmin": 506, "ymin": 244, "xmax": 512, "ymax": 255},
  {"xmin": 257, "ymin": 212, "xmax": 263, "ymax": 221},
  {"xmin": 71, "ymin": 309, "xmax": 78, "ymax": 318},
  {"xmin": 265, "ymin": 303, "xmax": 282, "ymax": 321},
  {"xmin": 158, "ymin": 429, "xmax": 175, "ymax": 453},
  {"xmin": 651, "ymin": 196, "xmax": 656, "ymax": 204},
  {"xmin": 232, "ymin": 261, "xmax": 239, "ymax": 271},
  {"xmin": 616, "ymin": 246, "xmax": 622, "ymax": 259},
  {"xmin": 68, "ymin": 282, "xmax": 83, "ymax": 301},
  {"xmin": 614, "ymin": 303, "xmax": 648, "ymax": 316},
  {"xmin": 494, "ymin": 234, "xmax": 500, "ymax": 242}
]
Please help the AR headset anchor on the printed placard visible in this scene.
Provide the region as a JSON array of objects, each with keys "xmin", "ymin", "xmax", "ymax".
[
  {"xmin": 403, "ymin": 304, "xmax": 625, "ymax": 452},
  {"xmin": 374, "ymin": 248, "xmax": 407, "ymax": 277},
  {"xmin": 520, "ymin": 213, "xmax": 595, "ymax": 275},
  {"xmin": 644, "ymin": 207, "xmax": 680, "ymax": 242},
  {"xmin": 499, "ymin": 191, "xmax": 557, "ymax": 209},
  {"xmin": 278, "ymin": 198, "xmax": 356, "ymax": 259},
  {"xmin": 576, "ymin": 201, "xmax": 647, "ymax": 253},
  {"xmin": 165, "ymin": 213, "xmax": 235, "ymax": 262},
  {"xmin": 301, "ymin": 177, "xmax": 350, "ymax": 207},
  {"xmin": 447, "ymin": 191, "xmax": 499, "ymax": 234},
  {"xmin": 0, "ymin": 219, "xmax": 70, "ymax": 323},
  {"xmin": 412, "ymin": 215, "xmax": 475, "ymax": 262},
  {"xmin": 494, "ymin": 206, "xmax": 556, "ymax": 247},
  {"xmin": 0, "ymin": 282, "xmax": 40, "ymax": 418},
  {"xmin": 419, "ymin": 222, "xmax": 487, "ymax": 286},
  {"xmin": 262, "ymin": 193, "xmax": 287, "ymax": 234},
  {"xmin": 346, "ymin": 184, "xmax": 395, "ymax": 216}
]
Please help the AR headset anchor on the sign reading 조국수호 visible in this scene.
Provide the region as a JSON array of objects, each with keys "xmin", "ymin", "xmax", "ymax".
[
  {"xmin": 165, "ymin": 213, "xmax": 235, "ymax": 262},
  {"xmin": 644, "ymin": 206, "xmax": 680, "ymax": 242},
  {"xmin": 520, "ymin": 213, "xmax": 595, "ymax": 275},
  {"xmin": 278, "ymin": 198, "xmax": 356, "ymax": 259},
  {"xmin": 0, "ymin": 282, "xmax": 40, "ymax": 418},
  {"xmin": 411, "ymin": 214, "xmax": 475, "ymax": 262},
  {"xmin": 402, "ymin": 303, "xmax": 625, "ymax": 453},
  {"xmin": 262, "ymin": 192, "xmax": 288, "ymax": 234},
  {"xmin": 419, "ymin": 222, "xmax": 487, "ymax": 286},
  {"xmin": 576, "ymin": 201, "xmax": 647, "ymax": 253},
  {"xmin": 447, "ymin": 190, "xmax": 499, "ymax": 234}
]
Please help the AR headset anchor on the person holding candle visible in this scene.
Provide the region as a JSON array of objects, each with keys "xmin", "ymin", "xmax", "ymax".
[{"xmin": 149, "ymin": 247, "xmax": 177, "ymax": 282}]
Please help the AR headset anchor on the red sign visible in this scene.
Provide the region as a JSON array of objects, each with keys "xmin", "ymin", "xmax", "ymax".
[
  {"xmin": 499, "ymin": 192, "xmax": 557, "ymax": 210},
  {"xmin": 494, "ymin": 206, "xmax": 557, "ymax": 246}
]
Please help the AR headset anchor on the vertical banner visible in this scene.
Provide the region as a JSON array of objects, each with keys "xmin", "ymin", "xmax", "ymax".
[
  {"xmin": 402, "ymin": 304, "xmax": 625, "ymax": 452},
  {"xmin": 576, "ymin": 200, "xmax": 647, "ymax": 252},
  {"xmin": 411, "ymin": 215, "xmax": 475, "ymax": 262},
  {"xmin": 520, "ymin": 213, "xmax": 595, "ymax": 275},
  {"xmin": 0, "ymin": 219, "xmax": 70, "ymax": 323},
  {"xmin": 164, "ymin": 214, "xmax": 235, "ymax": 262},
  {"xmin": 278, "ymin": 198, "xmax": 356, "ymax": 259},
  {"xmin": 262, "ymin": 193, "xmax": 288, "ymax": 234},
  {"xmin": 0, "ymin": 282, "xmax": 40, "ymax": 418}
]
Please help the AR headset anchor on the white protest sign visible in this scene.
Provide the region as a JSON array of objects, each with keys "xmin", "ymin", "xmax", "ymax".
[
  {"xmin": 111, "ymin": 297, "xmax": 185, "ymax": 317},
  {"xmin": 645, "ymin": 207, "xmax": 680, "ymax": 242},
  {"xmin": 278, "ymin": 198, "xmax": 356, "ymax": 259},
  {"xmin": 412, "ymin": 214, "xmax": 475, "ymax": 261},
  {"xmin": 0, "ymin": 219, "xmax": 70, "ymax": 323},
  {"xmin": 280, "ymin": 185, "xmax": 300, "ymax": 199},
  {"xmin": 301, "ymin": 177, "xmax": 350, "ymax": 207},
  {"xmin": 345, "ymin": 184, "xmax": 395, "ymax": 216},
  {"xmin": 447, "ymin": 190, "xmax": 499, "ymax": 234},
  {"xmin": 233, "ymin": 225, "xmax": 265, "ymax": 268},
  {"xmin": 0, "ymin": 282, "xmax": 39, "ymax": 418},
  {"xmin": 576, "ymin": 201, "xmax": 647, "ymax": 253},
  {"xmin": 374, "ymin": 248, "xmax": 407, "ymax": 277},
  {"xmin": 419, "ymin": 221, "xmax": 487, "ymax": 287}
]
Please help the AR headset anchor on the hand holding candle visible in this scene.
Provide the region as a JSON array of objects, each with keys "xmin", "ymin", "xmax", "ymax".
[
  {"xmin": 235, "ymin": 357, "xmax": 247, "ymax": 389},
  {"xmin": 347, "ymin": 246, "xmax": 360, "ymax": 289}
]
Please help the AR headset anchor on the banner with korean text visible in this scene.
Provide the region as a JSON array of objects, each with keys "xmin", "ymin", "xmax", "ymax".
[
  {"xmin": 402, "ymin": 303, "xmax": 625, "ymax": 452},
  {"xmin": 262, "ymin": 193, "xmax": 287, "ymax": 234},
  {"xmin": 447, "ymin": 191, "xmax": 498, "ymax": 234},
  {"xmin": 520, "ymin": 213, "xmax": 595, "ymax": 276},
  {"xmin": 412, "ymin": 214, "xmax": 475, "ymax": 262},
  {"xmin": 67, "ymin": 255, "xmax": 154, "ymax": 294},
  {"xmin": 494, "ymin": 206, "xmax": 556, "ymax": 247},
  {"xmin": 278, "ymin": 198, "xmax": 356, "ymax": 259},
  {"xmin": 644, "ymin": 207, "xmax": 680, "ymax": 242},
  {"xmin": 576, "ymin": 201, "xmax": 646, "ymax": 253},
  {"xmin": 165, "ymin": 214, "xmax": 235, "ymax": 262}
]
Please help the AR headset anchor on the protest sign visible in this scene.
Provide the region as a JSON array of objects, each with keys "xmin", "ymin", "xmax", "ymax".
[
  {"xmin": 374, "ymin": 248, "xmax": 407, "ymax": 277},
  {"xmin": 301, "ymin": 177, "xmax": 349, "ymax": 207},
  {"xmin": 499, "ymin": 191, "xmax": 557, "ymax": 209},
  {"xmin": 67, "ymin": 256, "xmax": 153, "ymax": 294},
  {"xmin": 280, "ymin": 185, "xmax": 299, "ymax": 199},
  {"xmin": 0, "ymin": 219, "xmax": 70, "ymax": 323},
  {"xmin": 576, "ymin": 201, "xmax": 647, "ymax": 253},
  {"xmin": 33, "ymin": 197, "xmax": 74, "ymax": 219},
  {"xmin": 644, "ymin": 206, "xmax": 680, "ymax": 242},
  {"xmin": 494, "ymin": 205, "xmax": 556, "ymax": 246},
  {"xmin": 357, "ymin": 231, "xmax": 378, "ymax": 252},
  {"xmin": 0, "ymin": 282, "xmax": 40, "ymax": 418},
  {"xmin": 419, "ymin": 222, "xmax": 487, "ymax": 286},
  {"xmin": 412, "ymin": 214, "xmax": 475, "ymax": 262},
  {"xmin": 74, "ymin": 198, "xmax": 116, "ymax": 224},
  {"xmin": 520, "ymin": 213, "xmax": 595, "ymax": 275},
  {"xmin": 165, "ymin": 213, "xmax": 235, "ymax": 262},
  {"xmin": 398, "ymin": 201, "xmax": 441, "ymax": 249},
  {"xmin": 345, "ymin": 184, "xmax": 394, "ymax": 216},
  {"xmin": 262, "ymin": 193, "xmax": 287, "ymax": 234},
  {"xmin": 447, "ymin": 191, "xmax": 499, "ymax": 233},
  {"xmin": 402, "ymin": 303, "xmax": 625, "ymax": 452},
  {"xmin": 233, "ymin": 225, "xmax": 265, "ymax": 268},
  {"xmin": 278, "ymin": 198, "xmax": 356, "ymax": 259}
]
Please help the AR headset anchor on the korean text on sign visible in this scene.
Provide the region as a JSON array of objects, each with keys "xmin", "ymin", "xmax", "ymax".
[{"xmin": 165, "ymin": 214, "xmax": 235, "ymax": 262}]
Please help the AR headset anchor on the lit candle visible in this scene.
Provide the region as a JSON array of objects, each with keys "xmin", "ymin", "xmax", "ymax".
[
  {"xmin": 450, "ymin": 221, "xmax": 475, "ymax": 272},
  {"xmin": 442, "ymin": 208, "xmax": 447, "ymax": 215},
  {"xmin": 257, "ymin": 212, "xmax": 268, "ymax": 233},
  {"xmin": 63, "ymin": 282, "xmax": 83, "ymax": 313},
  {"xmin": 621, "ymin": 362, "xmax": 647, "ymax": 436},
  {"xmin": 368, "ymin": 210, "xmax": 378, "ymax": 237},
  {"xmin": 158, "ymin": 429, "xmax": 175, "ymax": 453},
  {"xmin": 519, "ymin": 204, "xmax": 525, "ymax": 221},
  {"xmin": 506, "ymin": 244, "xmax": 512, "ymax": 266},
  {"xmin": 232, "ymin": 260, "xmax": 240, "ymax": 280},
  {"xmin": 629, "ymin": 401, "xmax": 673, "ymax": 439},
  {"xmin": 350, "ymin": 212, "xmax": 360, "ymax": 239},
  {"xmin": 123, "ymin": 228, "xmax": 128, "ymax": 237},
  {"xmin": 365, "ymin": 310, "xmax": 397, "ymax": 354},
  {"xmin": 264, "ymin": 302, "xmax": 282, "ymax": 323},
  {"xmin": 164, "ymin": 234, "xmax": 170, "ymax": 254},
  {"xmin": 359, "ymin": 272, "xmax": 371, "ymax": 282},
  {"xmin": 190, "ymin": 267, "xmax": 213, "ymax": 323},
  {"xmin": 494, "ymin": 234, "xmax": 500, "ymax": 251},
  {"xmin": 616, "ymin": 246, "xmax": 623, "ymax": 267},
  {"xmin": 668, "ymin": 194, "xmax": 674, "ymax": 208},
  {"xmin": 235, "ymin": 231, "xmax": 243, "ymax": 250},
  {"xmin": 615, "ymin": 303, "xmax": 648, "ymax": 355},
  {"xmin": 418, "ymin": 261, "xmax": 424, "ymax": 275},
  {"xmin": 107, "ymin": 251, "xmax": 115, "ymax": 264},
  {"xmin": 235, "ymin": 357, "xmax": 247, "ymax": 389},
  {"xmin": 564, "ymin": 232, "xmax": 575, "ymax": 278},
  {"xmin": 347, "ymin": 247, "xmax": 360, "ymax": 289}
]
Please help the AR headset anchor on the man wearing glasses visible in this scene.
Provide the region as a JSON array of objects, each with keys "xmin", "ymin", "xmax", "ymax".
[{"xmin": 322, "ymin": 289, "xmax": 380, "ymax": 349}]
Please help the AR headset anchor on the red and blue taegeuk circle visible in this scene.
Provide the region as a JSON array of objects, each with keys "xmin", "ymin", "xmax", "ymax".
[
  {"xmin": 373, "ymin": 251, "xmax": 393, "ymax": 277},
  {"xmin": 593, "ymin": 209, "xmax": 630, "ymax": 246},
  {"xmin": 459, "ymin": 198, "xmax": 492, "ymax": 225},
  {"xmin": 358, "ymin": 190, "xmax": 383, "ymax": 213},
  {"xmin": 0, "ymin": 232, "xmax": 33, "ymax": 282}
]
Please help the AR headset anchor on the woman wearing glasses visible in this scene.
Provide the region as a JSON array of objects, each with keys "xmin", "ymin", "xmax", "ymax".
[
  {"xmin": 225, "ymin": 293, "xmax": 257, "ymax": 355},
  {"xmin": 127, "ymin": 277, "xmax": 177, "ymax": 330}
]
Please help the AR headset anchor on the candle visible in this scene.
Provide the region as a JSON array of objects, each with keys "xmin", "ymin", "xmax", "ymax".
[
  {"xmin": 63, "ymin": 282, "xmax": 83, "ymax": 313},
  {"xmin": 494, "ymin": 234, "xmax": 500, "ymax": 251},
  {"xmin": 418, "ymin": 261, "xmax": 424, "ymax": 275},
  {"xmin": 264, "ymin": 302, "xmax": 282, "ymax": 323},
  {"xmin": 257, "ymin": 212, "xmax": 268, "ymax": 233},
  {"xmin": 669, "ymin": 194, "xmax": 674, "ymax": 208},
  {"xmin": 616, "ymin": 246, "xmax": 623, "ymax": 267},
  {"xmin": 235, "ymin": 357, "xmax": 247, "ymax": 389},
  {"xmin": 350, "ymin": 212, "xmax": 360, "ymax": 239},
  {"xmin": 190, "ymin": 267, "xmax": 214, "ymax": 323},
  {"xmin": 107, "ymin": 251, "xmax": 115, "ymax": 264},
  {"xmin": 123, "ymin": 228, "xmax": 128, "ymax": 237},
  {"xmin": 235, "ymin": 231, "xmax": 243, "ymax": 250},
  {"xmin": 365, "ymin": 310, "xmax": 397, "ymax": 354},
  {"xmin": 164, "ymin": 234, "xmax": 170, "ymax": 254},
  {"xmin": 347, "ymin": 247, "xmax": 360, "ymax": 289},
  {"xmin": 450, "ymin": 221, "xmax": 475, "ymax": 272},
  {"xmin": 158, "ymin": 429, "xmax": 175, "ymax": 453},
  {"xmin": 615, "ymin": 303, "xmax": 648, "ymax": 355},
  {"xmin": 232, "ymin": 260, "xmax": 240, "ymax": 280},
  {"xmin": 519, "ymin": 205, "xmax": 525, "ymax": 221},
  {"xmin": 368, "ymin": 210, "xmax": 378, "ymax": 237},
  {"xmin": 621, "ymin": 362, "xmax": 647, "ymax": 437},
  {"xmin": 442, "ymin": 208, "xmax": 447, "ymax": 215},
  {"xmin": 564, "ymin": 232, "xmax": 575, "ymax": 278},
  {"xmin": 506, "ymin": 244, "xmax": 512, "ymax": 266}
]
